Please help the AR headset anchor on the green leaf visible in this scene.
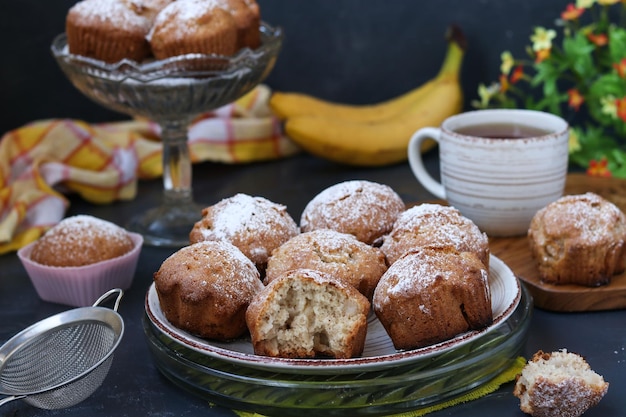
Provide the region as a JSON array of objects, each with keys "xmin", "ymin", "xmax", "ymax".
[
  {"xmin": 609, "ymin": 26, "xmax": 626, "ymax": 62},
  {"xmin": 562, "ymin": 33, "xmax": 597, "ymax": 80}
]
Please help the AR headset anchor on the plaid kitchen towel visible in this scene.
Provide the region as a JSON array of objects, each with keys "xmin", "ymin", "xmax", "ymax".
[{"xmin": 0, "ymin": 85, "xmax": 300, "ymax": 254}]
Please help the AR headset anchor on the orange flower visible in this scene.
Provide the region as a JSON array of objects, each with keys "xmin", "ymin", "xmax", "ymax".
[
  {"xmin": 617, "ymin": 97, "xmax": 626, "ymax": 121},
  {"xmin": 587, "ymin": 32, "xmax": 609, "ymax": 46},
  {"xmin": 510, "ymin": 65, "xmax": 524, "ymax": 83},
  {"xmin": 613, "ymin": 58, "xmax": 626, "ymax": 78},
  {"xmin": 587, "ymin": 157, "xmax": 612, "ymax": 177},
  {"xmin": 499, "ymin": 74, "xmax": 510, "ymax": 93},
  {"xmin": 568, "ymin": 88, "xmax": 585, "ymax": 111},
  {"xmin": 535, "ymin": 48, "xmax": 551, "ymax": 63},
  {"xmin": 561, "ymin": 3, "xmax": 585, "ymax": 20}
]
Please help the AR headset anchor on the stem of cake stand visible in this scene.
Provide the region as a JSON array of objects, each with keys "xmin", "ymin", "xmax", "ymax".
[{"xmin": 127, "ymin": 117, "xmax": 203, "ymax": 247}]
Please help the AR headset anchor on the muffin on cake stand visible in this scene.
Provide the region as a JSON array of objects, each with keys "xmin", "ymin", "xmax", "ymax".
[{"xmin": 51, "ymin": 23, "xmax": 283, "ymax": 247}]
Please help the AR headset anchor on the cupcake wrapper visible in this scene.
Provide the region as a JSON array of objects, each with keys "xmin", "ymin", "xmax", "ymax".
[{"xmin": 18, "ymin": 233, "xmax": 143, "ymax": 307}]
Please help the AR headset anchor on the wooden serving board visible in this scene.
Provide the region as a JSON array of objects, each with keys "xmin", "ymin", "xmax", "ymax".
[{"xmin": 489, "ymin": 173, "xmax": 626, "ymax": 312}]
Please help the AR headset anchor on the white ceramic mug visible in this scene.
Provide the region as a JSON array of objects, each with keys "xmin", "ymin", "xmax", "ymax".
[{"xmin": 408, "ymin": 109, "xmax": 569, "ymax": 237}]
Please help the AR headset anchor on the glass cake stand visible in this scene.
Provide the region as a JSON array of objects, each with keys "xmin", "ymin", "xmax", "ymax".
[{"xmin": 51, "ymin": 23, "xmax": 283, "ymax": 247}]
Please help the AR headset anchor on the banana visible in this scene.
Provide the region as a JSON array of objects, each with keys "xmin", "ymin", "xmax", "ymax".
[
  {"xmin": 282, "ymin": 26, "xmax": 466, "ymax": 166},
  {"xmin": 270, "ymin": 25, "xmax": 465, "ymax": 124},
  {"xmin": 270, "ymin": 79, "xmax": 439, "ymax": 123}
]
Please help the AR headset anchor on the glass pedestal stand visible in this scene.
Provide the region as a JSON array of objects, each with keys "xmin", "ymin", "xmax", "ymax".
[
  {"xmin": 126, "ymin": 118, "xmax": 204, "ymax": 246},
  {"xmin": 51, "ymin": 24, "xmax": 283, "ymax": 246}
]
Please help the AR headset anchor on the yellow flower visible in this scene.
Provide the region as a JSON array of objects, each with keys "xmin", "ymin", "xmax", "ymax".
[
  {"xmin": 597, "ymin": 0, "xmax": 619, "ymax": 4},
  {"xmin": 568, "ymin": 129, "xmax": 581, "ymax": 153},
  {"xmin": 500, "ymin": 51, "xmax": 514, "ymax": 75},
  {"xmin": 530, "ymin": 27, "xmax": 557, "ymax": 51},
  {"xmin": 601, "ymin": 95, "xmax": 618, "ymax": 118},
  {"xmin": 576, "ymin": 0, "xmax": 596, "ymax": 7},
  {"xmin": 477, "ymin": 83, "xmax": 499, "ymax": 106}
]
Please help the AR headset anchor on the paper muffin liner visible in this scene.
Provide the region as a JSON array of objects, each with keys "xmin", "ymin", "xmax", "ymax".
[
  {"xmin": 66, "ymin": 22, "xmax": 150, "ymax": 63},
  {"xmin": 18, "ymin": 233, "xmax": 143, "ymax": 307}
]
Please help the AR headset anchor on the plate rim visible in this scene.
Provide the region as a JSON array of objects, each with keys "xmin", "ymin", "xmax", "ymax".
[{"xmin": 145, "ymin": 254, "xmax": 521, "ymax": 372}]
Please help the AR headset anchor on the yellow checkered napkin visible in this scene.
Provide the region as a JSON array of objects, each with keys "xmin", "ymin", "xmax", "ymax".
[{"xmin": 0, "ymin": 85, "xmax": 299, "ymax": 254}]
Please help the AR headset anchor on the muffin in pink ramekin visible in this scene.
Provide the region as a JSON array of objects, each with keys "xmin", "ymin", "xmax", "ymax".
[{"xmin": 17, "ymin": 215, "xmax": 143, "ymax": 307}]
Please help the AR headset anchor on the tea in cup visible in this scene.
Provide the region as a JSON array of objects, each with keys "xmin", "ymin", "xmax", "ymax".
[{"xmin": 408, "ymin": 109, "xmax": 569, "ymax": 237}]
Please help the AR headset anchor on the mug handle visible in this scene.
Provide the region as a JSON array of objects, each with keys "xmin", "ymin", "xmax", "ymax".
[{"xmin": 407, "ymin": 127, "xmax": 446, "ymax": 199}]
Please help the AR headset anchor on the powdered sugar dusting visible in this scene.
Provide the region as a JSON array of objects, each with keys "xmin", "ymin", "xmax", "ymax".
[
  {"xmin": 384, "ymin": 252, "xmax": 457, "ymax": 297},
  {"xmin": 41, "ymin": 214, "xmax": 130, "ymax": 246},
  {"xmin": 149, "ymin": 0, "xmax": 226, "ymax": 39},
  {"xmin": 70, "ymin": 0, "xmax": 152, "ymax": 30},
  {"xmin": 381, "ymin": 203, "xmax": 488, "ymax": 265},
  {"xmin": 538, "ymin": 192, "xmax": 626, "ymax": 244},
  {"xmin": 300, "ymin": 180, "xmax": 405, "ymax": 244},
  {"xmin": 201, "ymin": 193, "xmax": 292, "ymax": 240}
]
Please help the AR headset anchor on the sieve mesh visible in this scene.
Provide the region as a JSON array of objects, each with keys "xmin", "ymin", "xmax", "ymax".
[{"xmin": 0, "ymin": 320, "xmax": 116, "ymax": 408}]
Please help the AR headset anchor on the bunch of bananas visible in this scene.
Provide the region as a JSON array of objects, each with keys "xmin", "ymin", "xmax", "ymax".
[{"xmin": 270, "ymin": 26, "xmax": 466, "ymax": 166}]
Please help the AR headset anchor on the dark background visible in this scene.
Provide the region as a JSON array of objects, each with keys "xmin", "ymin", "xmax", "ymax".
[{"xmin": 0, "ymin": 0, "xmax": 568, "ymax": 136}]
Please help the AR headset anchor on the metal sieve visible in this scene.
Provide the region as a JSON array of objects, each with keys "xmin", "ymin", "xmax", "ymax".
[{"xmin": 0, "ymin": 288, "xmax": 125, "ymax": 409}]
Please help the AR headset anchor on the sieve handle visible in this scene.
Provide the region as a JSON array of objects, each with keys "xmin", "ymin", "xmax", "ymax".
[
  {"xmin": 93, "ymin": 288, "xmax": 124, "ymax": 312},
  {"xmin": 0, "ymin": 394, "xmax": 26, "ymax": 407}
]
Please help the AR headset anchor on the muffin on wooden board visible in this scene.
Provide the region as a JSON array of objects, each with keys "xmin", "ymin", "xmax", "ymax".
[{"xmin": 528, "ymin": 192, "xmax": 626, "ymax": 286}]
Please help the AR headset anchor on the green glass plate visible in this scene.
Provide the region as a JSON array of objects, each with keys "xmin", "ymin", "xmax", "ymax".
[{"xmin": 143, "ymin": 284, "xmax": 532, "ymax": 416}]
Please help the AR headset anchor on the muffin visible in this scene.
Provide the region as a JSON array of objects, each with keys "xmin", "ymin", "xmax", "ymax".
[
  {"xmin": 66, "ymin": 0, "xmax": 157, "ymax": 63},
  {"xmin": 18, "ymin": 215, "xmax": 142, "ymax": 307},
  {"xmin": 148, "ymin": 0, "xmax": 239, "ymax": 60},
  {"xmin": 528, "ymin": 192, "xmax": 626, "ymax": 286},
  {"xmin": 189, "ymin": 193, "xmax": 299, "ymax": 273},
  {"xmin": 300, "ymin": 180, "xmax": 405, "ymax": 245},
  {"xmin": 265, "ymin": 229, "xmax": 387, "ymax": 300},
  {"xmin": 514, "ymin": 349, "xmax": 609, "ymax": 417},
  {"xmin": 373, "ymin": 248, "xmax": 492, "ymax": 350},
  {"xmin": 153, "ymin": 240, "xmax": 263, "ymax": 341},
  {"xmin": 380, "ymin": 203, "xmax": 489, "ymax": 267},
  {"xmin": 215, "ymin": 0, "xmax": 260, "ymax": 49},
  {"xmin": 246, "ymin": 268, "xmax": 371, "ymax": 359}
]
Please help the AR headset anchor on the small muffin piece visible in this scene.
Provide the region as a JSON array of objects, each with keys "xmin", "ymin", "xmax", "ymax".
[
  {"xmin": 246, "ymin": 268, "xmax": 371, "ymax": 359},
  {"xmin": 380, "ymin": 203, "xmax": 489, "ymax": 267},
  {"xmin": 513, "ymin": 349, "xmax": 609, "ymax": 417},
  {"xmin": 189, "ymin": 193, "xmax": 299, "ymax": 272},
  {"xmin": 373, "ymin": 248, "xmax": 492, "ymax": 350},
  {"xmin": 30, "ymin": 215, "xmax": 134, "ymax": 267},
  {"xmin": 265, "ymin": 229, "xmax": 388, "ymax": 300},
  {"xmin": 66, "ymin": 0, "xmax": 155, "ymax": 63},
  {"xmin": 528, "ymin": 192, "xmax": 626, "ymax": 286},
  {"xmin": 148, "ymin": 0, "xmax": 239, "ymax": 60},
  {"xmin": 153, "ymin": 240, "xmax": 263, "ymax": 341},
  {"xmin": 300, "ymin": 180, "xmax": 405, "ymax": 245}
]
